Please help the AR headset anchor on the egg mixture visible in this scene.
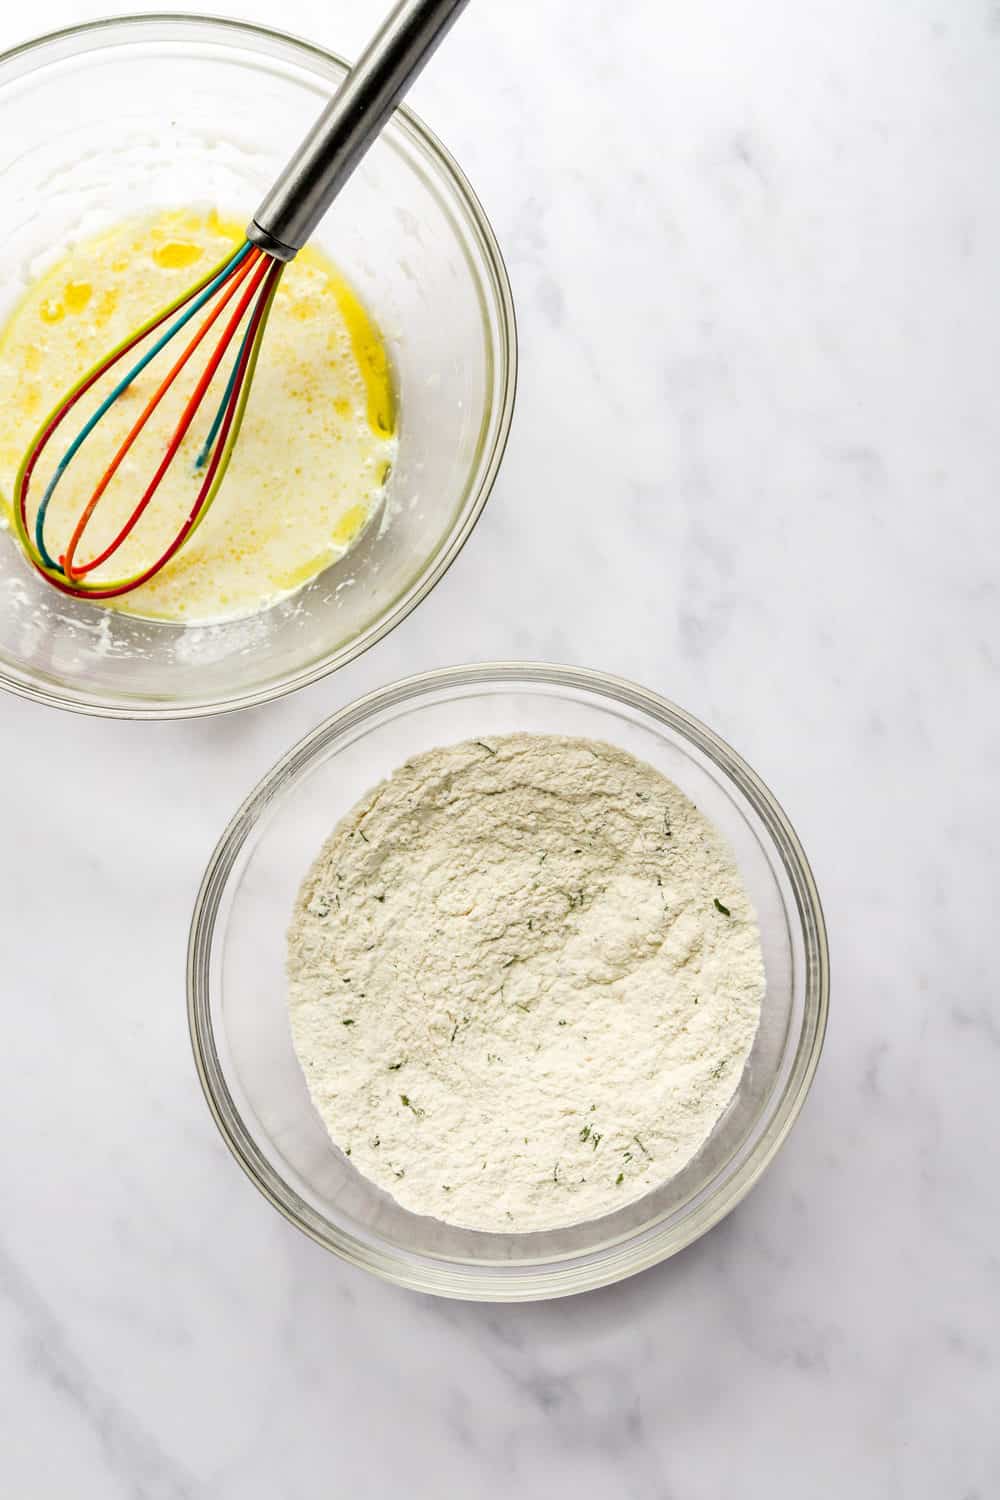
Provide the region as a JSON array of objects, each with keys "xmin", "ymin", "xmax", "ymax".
[{"xmin": 0, "ymin": 209, "xmax": 397, "ymax": 622}]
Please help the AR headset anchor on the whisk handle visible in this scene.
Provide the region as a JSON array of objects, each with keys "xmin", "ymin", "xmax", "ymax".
[{"xmin": 248, "ymin": 0, "xmax": 471, "ymax": 259}]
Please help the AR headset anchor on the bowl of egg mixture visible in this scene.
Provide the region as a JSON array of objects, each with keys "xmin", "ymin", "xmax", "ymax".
[
  {"xmin": 189, "ymin": 663, "xmax": 829, "ymax": 1300},
  {"xmin": 0, "ymin": 16, "xmax": 515, "ymax": 716}
]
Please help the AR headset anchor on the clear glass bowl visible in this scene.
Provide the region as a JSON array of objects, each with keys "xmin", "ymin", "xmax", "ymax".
[
  {"xmin": 0, "ymin": 16, "xmax": 515, "ymax": 717},
  {"xmin": 188, "ymin": 664, "xmax": 829, "ymax": 1300}
]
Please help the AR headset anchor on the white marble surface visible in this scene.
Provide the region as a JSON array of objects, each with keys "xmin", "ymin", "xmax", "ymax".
[{"xmin": 2, "ymin": 0, "xmax": 999, "ymax": 1493}]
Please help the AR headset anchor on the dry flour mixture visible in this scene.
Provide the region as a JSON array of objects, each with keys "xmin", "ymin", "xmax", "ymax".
[{"xmin": 287, "ymin": 734, "xmax": 764, "ymax": 1232}]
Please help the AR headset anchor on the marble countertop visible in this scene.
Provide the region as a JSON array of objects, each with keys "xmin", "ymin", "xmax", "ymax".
[{"xmin": 2, "ymin": 0, "xmax": 998, "ymax": 1494}]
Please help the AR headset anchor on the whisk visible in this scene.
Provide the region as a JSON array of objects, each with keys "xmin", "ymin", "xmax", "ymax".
[{"xmin": 13, "ymin": 0, "xmax": 470, "ymax": 602}]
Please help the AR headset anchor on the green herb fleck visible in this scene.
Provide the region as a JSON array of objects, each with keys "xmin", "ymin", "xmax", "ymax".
[
  {"xmin": 616, "ymin": 1172, "xmax": 624, "ymax": 1186},
  {"xmin": 714, "ymin": 897, "xmax": 731, "ymax": 916},
  {"xmin": 388, "ymin": 1060, "xmax": 405, "ymax": 1071},
  {"xmin": 539, "ymin": 851, "xmax": 548, "ymax": 864},
  {"xmin": 553, "ymin": 1160, "xmax": 560, "ymax": 1183},
  {"xmin": 442, "ymin": 1185, "xmax": 451, "ymax": 1192},
  {"xmin": 580, "ymin": 1124, "xmax": 591, "ymax": 1143},
  {"xmin": 528, "ymin": 917, "xmax": 535, "ymax": 930},
  {"xmin": 515, "ymin": 1002, "xmax": 531, "ymax": 1013},
  {"xmin": 394, "ymin": 1167, "xmax": 405, "ymax": 1179},
  {"xmin": 373, "ymin": 893, "xmax": 385, "ymax": 903},
  {"xmin": 372, "ymin": 1135, "xmax": 380, "ymax": 1149},
  {"xmin": 591, "ymin": 1132, "xmax": 602, "ymax": 1151},
  {"xmin": 400, "ymin": 1093, "xmax": 425, "ymax": 1117},
  {"xmin": 633, "ymin": 1134, "xmax": 651, "ymax": 1158},
  {"xmin": 357, "ymin": 829, "xmax": 369, "ymax": 843},
  {"xmin": 475, "ymin": 741, "xmax": 497, "ymax": 755},
  {"xmin": 345, "ymin": 1147, "xmax": 352, "ymax": 1157},
  {"xmin": 558, "ymin": 1017, "xmax": 568, "ymax": 1027},
  {"xmin": 341, "ymin": 1018, "xmax": 355, "ymax": 1027}
]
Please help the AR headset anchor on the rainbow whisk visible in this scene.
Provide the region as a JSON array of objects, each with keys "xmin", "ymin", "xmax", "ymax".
[
  {"xmin": 15, "ymin": 244, "xmax": 283, "ymax": 600},
  {"xmin": 14, "ymin": 0, "xmax": 469, "ymax": 603}
]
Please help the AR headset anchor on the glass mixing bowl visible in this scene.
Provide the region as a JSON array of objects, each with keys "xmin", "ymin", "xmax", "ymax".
[
  {"xmin": 188, "ymin": 664, "xmax": 829, "ymax": 1300},
  {"xmin": 0, "ymin": 16, "xmax": 515, "ymax": 717}
]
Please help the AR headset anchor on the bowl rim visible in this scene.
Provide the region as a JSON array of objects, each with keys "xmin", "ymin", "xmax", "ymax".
[
  {"xmin": 188, "ymin": 660, "xmax": 830, "ymax": 1301},
  {"xmin": 0, "ymin": 12, "xmax": 518, "ymax": 720}
]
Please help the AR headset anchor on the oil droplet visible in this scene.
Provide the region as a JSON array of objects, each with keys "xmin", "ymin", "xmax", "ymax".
[
  {"xmin": 94, "ymin": 288, "xmax": 119, "ymax": 327},
  {"xmin": 205, "ymin": 207, "xmax": 244, "ymax": 242},
  {"xmin": 272, "ymin": 552, "xmax": 335, "ymax": 591},
  {"xmin": 333, "ymin": 503, "xmax": 368, "ymax": 545},
  {"xmin": 290, "ymin": 297, "xmax": 320, "ymax": 322},
  {"xmin": 39, "ymin": 298, "xmax": 64, "ymax": 323},
  {"xmin": 153, "ymin": 241, "xmax": 203, "ymax": 271},
  {"xmin": 63, "ymin": 281, "xmax": 92, "ymax": 314},
  {"xmin": 318, "ymin": 261, "xmax": 396, "ymax": 438}
]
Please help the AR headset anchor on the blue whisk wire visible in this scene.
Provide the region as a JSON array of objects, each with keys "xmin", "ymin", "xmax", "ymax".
[
  {"xmin": 33, "ymin": 241, "xmax": 253, "ymax": 572},
  {"xmin": 193, "ymin": 312, "xmax": 260, "ymax": 472}
]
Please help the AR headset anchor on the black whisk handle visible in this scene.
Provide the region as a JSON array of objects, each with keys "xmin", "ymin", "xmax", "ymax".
[{"xmin": 248, "ymin": 0, "xmax": 471, "ymax": 260}]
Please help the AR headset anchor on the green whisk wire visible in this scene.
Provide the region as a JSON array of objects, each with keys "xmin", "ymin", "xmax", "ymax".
[{"xmin": 31, "ymin": 242, "xmax": 254, "ymax": 574}]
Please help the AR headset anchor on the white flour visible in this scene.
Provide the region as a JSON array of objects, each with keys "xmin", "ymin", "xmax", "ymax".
[{"xmin": 287, "ymin": 734, "xmax": 764, "ymax": 1232}]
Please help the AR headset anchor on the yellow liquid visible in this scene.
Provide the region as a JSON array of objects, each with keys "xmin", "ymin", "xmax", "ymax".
[{"xmin": 0, "ymin": 209, "xmax": 397, "ymax": 622}]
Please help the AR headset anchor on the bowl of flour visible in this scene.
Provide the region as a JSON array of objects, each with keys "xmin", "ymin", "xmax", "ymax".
[{"xmin": 189, "ymin": 663, "xmax": 828, "ymax": 1299}]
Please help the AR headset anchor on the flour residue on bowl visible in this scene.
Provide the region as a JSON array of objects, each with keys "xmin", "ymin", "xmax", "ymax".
[
  {"xmin": 0, "ymin": 207, "xmax": 398, "ymax": 623},
  {"xmin": 287, "ymin": 734, "xmax": 765, "ymax": 1233}
]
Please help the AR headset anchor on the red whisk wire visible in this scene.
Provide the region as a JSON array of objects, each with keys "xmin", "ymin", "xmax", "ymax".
[
  {"xmin": 17, "ymin": 247, "xmax": 254, "ymax": 546},
  {"xmin": 32, "ymin": 257, "xmax": 284, "ymax": 603},
  {"xmin": 102, "ymin": 262, "xmax": 281, "ymax": 592},
  {"xmin": 61, "ymin": 247, "xmax": 266, "ymax": 581}
]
